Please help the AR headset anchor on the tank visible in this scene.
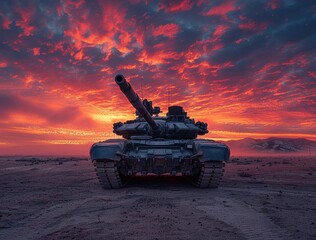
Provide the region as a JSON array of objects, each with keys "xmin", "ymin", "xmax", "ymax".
[{"xmin": 90, "ymin": 74, "xmax": 230, "ymax": 188}]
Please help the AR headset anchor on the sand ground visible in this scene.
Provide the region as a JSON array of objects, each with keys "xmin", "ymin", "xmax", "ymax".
[{"xmin": 0, "ymin": 156, "xmax": 315, "ymax": 240}]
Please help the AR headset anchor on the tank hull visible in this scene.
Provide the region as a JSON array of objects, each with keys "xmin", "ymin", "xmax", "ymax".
[{"xmin": 90, "ymin": 138, "xmax": 230, "ymax": 188}]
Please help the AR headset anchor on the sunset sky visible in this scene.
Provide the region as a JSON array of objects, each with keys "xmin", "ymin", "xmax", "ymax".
[{"xmin": 0, "ymin": 0, "xmax": 315, "ymax": 155}]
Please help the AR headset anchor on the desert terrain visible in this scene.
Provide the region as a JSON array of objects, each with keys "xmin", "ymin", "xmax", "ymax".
[{"xmin": 0, "ymin": 155, "xmax": 315, "ymax": 240}]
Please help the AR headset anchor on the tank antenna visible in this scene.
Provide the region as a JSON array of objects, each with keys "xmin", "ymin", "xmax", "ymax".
[
  {"xmin": 141, "ymin": 49, "xmax": 145, "ymax": 100},
  {"xmin": 167, "ymin": 78, "xmax": 170, "ymax": 108},
  {"xmin": 141, "ymin": 70, "xmax": 143, "ymax": 99}
]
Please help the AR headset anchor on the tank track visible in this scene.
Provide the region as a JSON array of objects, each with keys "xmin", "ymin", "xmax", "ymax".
[
  {"xmin": 94, "ymin": 160, "xmax": 126, "ymax": 189},
  {"xmin": 94, "ymin": 160, "xmax": 224, "ymax": 189},
  {"xmin": 193, "ymin": 161, "xmax": 225, "ymax": 188}
]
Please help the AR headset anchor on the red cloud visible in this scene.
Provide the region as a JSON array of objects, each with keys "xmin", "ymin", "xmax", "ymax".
[
  {"xmin": 152, "ymin": 23, "xmax": 180, "ymax": 38},
  {"xmin": 33, "ymin": 48, "xmax": 40, "ymax": 56},
  {"xmin": 15, "ymin": 7, "xmax": 36, "ymax": 36},
  {"xmin": 158, "ymin": 0, "xmax": 194, "ymax": 12},
  {"xmin": 266, "ymin": 0, "xmax": 280, "ymax": 10},
  {"xmin": 204, "ymin": 0, "xmax": 239, "ymax": 19},
  {"xmin": 0, "ymin": 62, "xmax": 8, "ymax": 68},
  {"xmin": 239, "ymin": 16, "xmax": 268, "ymax": 31},
  {"xmin": 63, "ymin": 1, "xmax": 132, "ymax": 56},
  {"xmin": 139, "ymin": 49, "xmax": 183, "ymax": 65},
  {"xmin": 0, "ymin": 13, "xmax": 11, "ymax": 29}
]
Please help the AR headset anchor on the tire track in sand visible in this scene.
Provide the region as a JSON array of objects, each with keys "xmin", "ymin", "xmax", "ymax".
[{"xmin": 197, "ymin": 197, "xmax": 292, "ymax": 240}]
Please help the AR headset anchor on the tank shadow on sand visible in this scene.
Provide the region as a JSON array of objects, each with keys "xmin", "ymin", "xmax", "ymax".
[{"xmin": 124, "ymin": 175, "xmax": 196, "ymax": 189}]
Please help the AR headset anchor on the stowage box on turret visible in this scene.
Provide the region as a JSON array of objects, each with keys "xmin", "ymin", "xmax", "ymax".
[{"xmin": 90, "ymin": 74, "xmax": 230, "ymax": 188}]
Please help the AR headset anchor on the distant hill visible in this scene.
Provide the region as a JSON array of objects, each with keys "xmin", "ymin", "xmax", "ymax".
[{"xmin": 225, "ymin": 137, "xmax": 316, "ymax": 155}]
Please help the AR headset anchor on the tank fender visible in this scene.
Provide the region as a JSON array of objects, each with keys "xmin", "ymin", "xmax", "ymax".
[
  {"xmin": 193, "ymin": 141, "xmax": 230, "ymax": 162},
  {"xmin": 90, "ymin": 141, "xmax": 124, "ymax": 161}
]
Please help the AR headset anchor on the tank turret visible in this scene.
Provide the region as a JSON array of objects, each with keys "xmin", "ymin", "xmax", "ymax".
[{"xmin": 113, "ymin": 74, "xmax": 209, "ymax": 139}]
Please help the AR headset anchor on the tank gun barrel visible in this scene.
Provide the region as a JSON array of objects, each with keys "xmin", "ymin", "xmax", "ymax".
[{"xmin": 115, "ymin": 74, "xmax": 158, "ymax": 130}]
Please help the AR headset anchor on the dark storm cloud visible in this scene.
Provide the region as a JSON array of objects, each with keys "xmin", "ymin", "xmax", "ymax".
[
  {"xmin": 209, "ymin": 0, "xmax": 316, "ymax": 70},
  {"xmin": 275, "ymin": 16, "xmax": 316, "ymax": 43},
  {"xmin": 237, "ymin": 0, "xmax": 315, "ymax": 25},
  {"xmin": 211, "ymin": 34, "xmax": 267, "ymax": 64}
]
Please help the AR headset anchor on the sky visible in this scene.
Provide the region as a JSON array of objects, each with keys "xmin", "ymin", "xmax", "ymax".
[{"xmin": 0, "ymin": 0, "xmax": 315, "ymax": 155}]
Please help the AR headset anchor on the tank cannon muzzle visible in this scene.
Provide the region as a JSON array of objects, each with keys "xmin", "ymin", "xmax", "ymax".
[
  {"xmin": 115, "ymin": 74, "xmax": 127, "ymax": 87},
  {"xmin": 115, "ymin": 74, "xmax": 159, "ymax": 131}
]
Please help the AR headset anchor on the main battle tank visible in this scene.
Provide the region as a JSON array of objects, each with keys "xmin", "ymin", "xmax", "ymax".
[{"xmin": 90, "ymin": 74, "xmax": 230, "ymax": 188}]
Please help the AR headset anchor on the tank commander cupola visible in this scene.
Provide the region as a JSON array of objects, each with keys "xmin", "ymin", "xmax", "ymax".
[{"xmin": 167, "ymin": 106, "xmax": 187, "ymax": 122}]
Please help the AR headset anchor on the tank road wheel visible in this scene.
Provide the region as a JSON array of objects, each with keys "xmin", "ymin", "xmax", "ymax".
[
  {"xmin": 94, "ymin": 160, "xmax": 127, "ymax": 189},
  {"xmin": 193, "ymin": 161, "xmax": 225, "ymax": 188}
]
